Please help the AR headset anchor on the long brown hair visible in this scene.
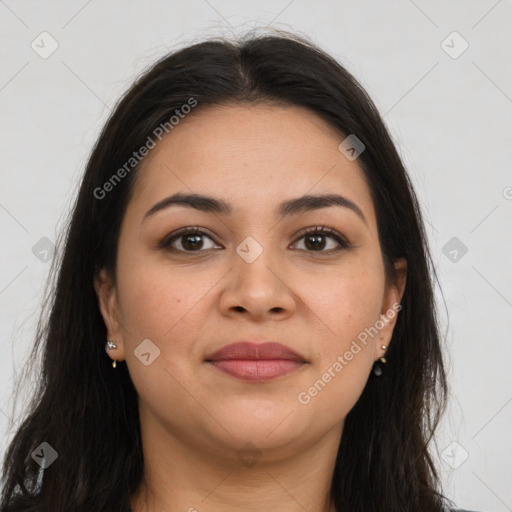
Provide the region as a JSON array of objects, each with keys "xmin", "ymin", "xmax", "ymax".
[{"xmin": 1, "ymin": 30, "xmax": 452, "ymax": 512}]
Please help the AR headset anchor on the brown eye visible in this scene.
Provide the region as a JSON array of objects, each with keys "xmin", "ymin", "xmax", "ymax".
[
  {"xmin": 291, "ymin": 226, "xmax": 350, "ymax": 253},
  {"xmin": 160, "ymin": 227, "xmax": 220, "ymax": 252}
]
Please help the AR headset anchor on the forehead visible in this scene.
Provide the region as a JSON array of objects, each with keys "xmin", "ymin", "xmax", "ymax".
[{"xmin": 129, "ymin": 103, "xmax": 376, "ymax": 228}]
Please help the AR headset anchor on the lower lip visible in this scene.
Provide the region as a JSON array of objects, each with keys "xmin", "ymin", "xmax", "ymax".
[{"xmin": 208, "ymin": 359, "xmax": 305, "ymax": 381}]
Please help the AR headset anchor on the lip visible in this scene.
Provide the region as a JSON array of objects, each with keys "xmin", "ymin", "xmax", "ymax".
[{"xmin": 205, "ymin": 341, "xmax": 307, "ymax": 382}]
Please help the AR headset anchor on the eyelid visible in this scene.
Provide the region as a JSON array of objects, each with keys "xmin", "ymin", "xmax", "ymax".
[{"xmin": 291, "ymin": 225, "xmax": 350, "ymax": 245}]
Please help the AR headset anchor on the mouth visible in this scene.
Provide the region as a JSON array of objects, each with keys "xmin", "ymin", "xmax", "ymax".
[{"xmin": 205, "ymin": 341, "xmax": 307, "ymax": 382}]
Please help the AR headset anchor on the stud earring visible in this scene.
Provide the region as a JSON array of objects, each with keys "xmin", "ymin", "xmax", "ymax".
[
  {"xmin": 379, "ymin": 344, "xmax": 387, "ymax": 363},
  {"xmin": 106, "ymin": 340, "xmax": 118, "ymax": 368}
]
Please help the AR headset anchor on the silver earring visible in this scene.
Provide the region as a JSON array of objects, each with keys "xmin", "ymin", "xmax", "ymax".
[{"xmin": 106, "ymin": 340, "xmax": 118, "ymax": 368}]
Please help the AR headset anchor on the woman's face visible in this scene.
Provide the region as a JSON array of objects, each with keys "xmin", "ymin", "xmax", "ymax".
[{"xmin": 95, "ymin": 103, "xmax": 406, "ymax": 461}]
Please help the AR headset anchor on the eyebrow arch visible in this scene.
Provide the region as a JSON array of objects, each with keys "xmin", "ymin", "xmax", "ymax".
[{"xmin": 143, "ymin": 192, "xmax": 367, "ymax": 226}]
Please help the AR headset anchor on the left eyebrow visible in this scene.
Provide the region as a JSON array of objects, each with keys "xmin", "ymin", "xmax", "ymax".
[
  {"xmin": 278, "ymin": 193, "xmax": 367, "ymax": 226},
  {"xmin": 143, "ymin": 192, "xmax": 368, "ymax": 226}
]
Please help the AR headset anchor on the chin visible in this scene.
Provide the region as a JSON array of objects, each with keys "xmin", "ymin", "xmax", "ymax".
[{"xmin": 210, "ymin": 408, "xmax": 311, "ymax": 450}]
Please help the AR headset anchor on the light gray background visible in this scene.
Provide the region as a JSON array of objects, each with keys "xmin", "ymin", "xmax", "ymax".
[{"xmin": 1, "ymin": 1, "xmax": 511, "ymax": 510}]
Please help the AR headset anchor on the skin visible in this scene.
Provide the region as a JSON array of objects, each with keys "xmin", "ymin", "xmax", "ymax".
[{"xmin": 94, "ymin": 103, "xmax": 407, "ymax": 512}]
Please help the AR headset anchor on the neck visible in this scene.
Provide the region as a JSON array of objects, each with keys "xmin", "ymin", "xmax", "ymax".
[{"xmin": 130, "ymin": 408, "xmax": 342, "ymax": 512}]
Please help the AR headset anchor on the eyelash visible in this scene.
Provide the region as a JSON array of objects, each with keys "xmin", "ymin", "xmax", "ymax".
[{"xmin": 159, "ymin": 225, "xmax": 351, "ymax": 255}]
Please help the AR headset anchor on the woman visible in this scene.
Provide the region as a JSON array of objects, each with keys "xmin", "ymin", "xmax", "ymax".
[{"xmin": 0, "ymin": 30, "xmax": 479, "ymax": 512}]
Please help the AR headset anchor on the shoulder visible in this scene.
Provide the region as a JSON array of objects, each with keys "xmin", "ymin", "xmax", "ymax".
[{"xmin": 451, "ymin": 508, "xmax": 482, "ymax": 512}]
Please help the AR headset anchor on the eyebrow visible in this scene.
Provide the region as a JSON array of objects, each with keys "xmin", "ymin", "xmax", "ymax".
[{"xmin": 143, "ymin": 192, "xmax": 368, "ymax": 226}]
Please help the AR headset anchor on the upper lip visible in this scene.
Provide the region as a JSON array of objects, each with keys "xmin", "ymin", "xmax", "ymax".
[{"xmin": 205, "ymin": 341, "xmax": 306, "ymax": 362}]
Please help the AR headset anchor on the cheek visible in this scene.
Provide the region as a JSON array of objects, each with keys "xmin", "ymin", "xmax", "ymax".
[
  {"xmin": 299, "ymin": 264, "xmax": 384, "ymax": 347},
  {"xmin": 115, "ymin": 253, "xmax": 213, "ymax": 343},
  {"xmin": 294, "ymin": 265, "xmax": 383, "ymax": 413},
  {"xmin": 115, "ymin": 263, "xmax": 211, "ymax": 402}
]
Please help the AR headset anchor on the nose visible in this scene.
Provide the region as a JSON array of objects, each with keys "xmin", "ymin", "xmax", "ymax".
[{"xmin": 218, "ymin": 243, "xmax": 296, "ymax": 321}]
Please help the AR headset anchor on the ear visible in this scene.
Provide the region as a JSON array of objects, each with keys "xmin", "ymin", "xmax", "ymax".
[
  {"xmin": 374, "ymin": 257, "xmax": 407, "ymax": 360},
  {"xmin": 93, "ymin": 268, "xmax": 126, "ymax": 362}
]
